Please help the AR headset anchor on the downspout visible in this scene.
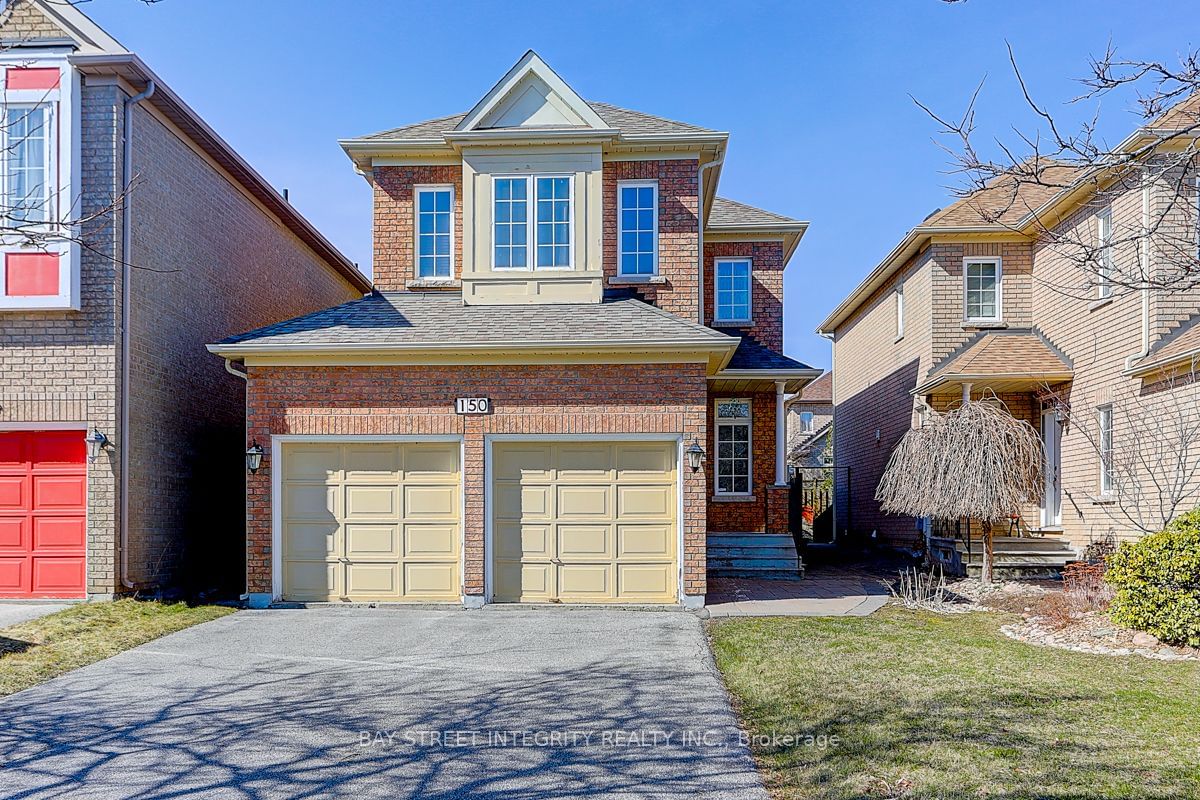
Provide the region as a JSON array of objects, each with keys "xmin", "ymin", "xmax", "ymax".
[
  {"xmin": 697, "ymin": 152, "xmax": 725, "ymax": 324},
  {"xmin": 118, "ymin": 80, "xmax": 155, "ymax": 590},
  {"xmin": 1124, "ymin": 176, "xmax": 1153, "ymax": 370}
]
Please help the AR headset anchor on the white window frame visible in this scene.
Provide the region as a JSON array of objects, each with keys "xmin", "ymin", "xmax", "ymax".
[
  {"xmin": 3, "ymin": 103, "xmax": 54, "ymax": 226},
  {"xmin": 1098, "ymin": 404, "xmax": 1114, "ymax": 496},
  {"xmin": 490, "ymin": 174, "xmax": 574, "ymax": 272},
  {"xmin": 0, "ymin": 59, "xmax": 79, "ymax": 312},
  {"xmin": 895, "ymin": 282, "xmax": 905, "ymax": 339},
  {"xmin": 714, "ymin": 398, "xmax": 753, "ymax": 496},
  {"xmin": 617, "ymin": 179, "xmax": 658, "ymax": 276},
  {"xmin": 1096, "ymin": 205, "xmax": 1113, "ymax": 299},
  {"xmin": 713, "ymin": 257, "xmax": 753, "ymax": 324},
  {"xmin": 962, "ymin": 256, "xmax": 1002, "ymax": 323},
  {"xmin": 1195, "ymin": 174, "xmax": 1199, "ymax": 262},
  {"xmin": 413, "ymin": 184, "xmax": 454, "ymax": 279}
]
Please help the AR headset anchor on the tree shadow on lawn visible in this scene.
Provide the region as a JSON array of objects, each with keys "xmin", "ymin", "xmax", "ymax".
[
  {"xmin": 0, "ymin": 635, "xmax": 33, "ymax": 655},
  {"xmin": 0, "ymin": 653, "xmax": 763, "ymax": 800}
]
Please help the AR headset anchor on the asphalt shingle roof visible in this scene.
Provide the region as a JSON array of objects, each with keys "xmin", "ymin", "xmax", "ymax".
[
  {"xmin": 358, "ymin": 101, "xmax": 717, "ymax": 142},
  {"xmin": 712, "ymin": 330, "xmax": 815, "ymax": 372},
  {"xmin": 795, "ymin": 371, "xmax": 832, "ymax": 402},
  {"xmin": 928, "ymin": 329, "xmax": 1072, "ymax": 379},
  {"xmin": 708, "ymin": 197, "xmax": 802, "ymax": 228},
  {"xmin": 217, "ymin": 292, "xmax": 735, "ymax": 350},
  {"xmin": 1145, "ymin": 313, "xmax": 1200, "ymax": 365}
]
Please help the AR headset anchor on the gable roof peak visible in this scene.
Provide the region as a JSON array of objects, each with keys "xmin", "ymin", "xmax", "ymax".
[{"xmin": 455, "ymin": 50, "xmax": 609, "ymax": 133}]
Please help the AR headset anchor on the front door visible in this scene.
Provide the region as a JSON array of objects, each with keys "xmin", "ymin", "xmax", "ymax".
[{"xmin": 1040, "ymin": 408, "xmax": 1062, "ymax": 527}]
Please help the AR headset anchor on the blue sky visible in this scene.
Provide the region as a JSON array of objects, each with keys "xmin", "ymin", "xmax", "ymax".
[{"xmin": 85, "ymin": 0, "xmax": 1192, "ymax": 369}]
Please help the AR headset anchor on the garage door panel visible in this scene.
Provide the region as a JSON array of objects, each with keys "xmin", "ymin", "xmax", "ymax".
[
  {"xmin": 30, "ymin": 433, "xmax": 86, "ymax": 465},
  {"xmin": 494, "ymin": 522, "xmax": 550, "ymax": 560},
  {"xmin": 617, "ymin": 524, "xmax": 674, "ymax": 559},
  {"xmin": 0, "ymin": 436, "xmax": 23, "ymax": 466},
  {"xmin": 405, "ymin": 445, "xmax": 459, "ymax": 479},
  {"xmin": 557, "ymin": 564, "xmax": 611, "ymax": 597},
  {"xmin": 494, "ymin": 560, "xmax": 552, "ymax": 601},
  {"xmin": 617, "ymin": 564, "xmax": 673, "ymax": 598},
  {"xmin": 0, "ymin": 477, "xmax": 25, "ymax": 509},
  {"xmin": 0, "ymin": 518, "xmax": 26, "ymax": 550},
  {"xmin": 345, "ymin": 485, "xmax": 400, "ymax": 518},
  {"xmin": 282, "ymin": 441, "xmax": 460, "ymax": 603},
  {"xmin": 495, "ymin": 483, "xmax": 549, "ymax": 520},
  {"xmin": 494, "ymin": 445, "xmax": 553, "ymax": 482},
  {"xmin": 404, "ymin": 524, "xmax": 457, "ymax": 557},
  {"xmin": 344, "ymin": 524, "xmax": 400, "ymax": 559},
  {"xmin": 34, "ymin": 475, "xmax": 86, "ymax": 509},
  {"xmin": 556, "ymin": 445, "xmax": 612, "ymax": 481},
  {"xmin": 32, "ymin": 557, "xmax": 86, "ymax": 595},
  {"xmin": 617, "ymin": 484, "xmax": 673, "ymax": 517},
  {"xmin": 557, "ymin": 525, "xmax": 612, "ymax": 559},
  {"xmin": 286, "ymin": 560, "xmax": 340, "ymax": 601},
  {"xmin": 0, "ymin": 557, "xmax": 27, "ymax": 593},
  {"xmin": 32, "ymin": 517, "xmax": 86, "ymax": 551},
  {"xmin": 285, "ymin": 483, "xmax": 338, "ymax": 520},
  {"xmin": 404, "ymin": 563, "xmax": 459, "ymax": 598},
  {"xmin": 615, "ymin": 444, "xmax": 674, "ymax": 480},
  {"xmin": 557, "ymin": 485, "xmax": 609, "ymax": 518}
]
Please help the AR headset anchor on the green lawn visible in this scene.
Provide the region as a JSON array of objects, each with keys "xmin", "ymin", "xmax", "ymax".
[
  {"xmin": 0, "ymin": 599, "xmax": 234, "ymax": 697},
  {"xmin": 709, "ymin": 607, "xmax": 1200, "ymax": 800}
]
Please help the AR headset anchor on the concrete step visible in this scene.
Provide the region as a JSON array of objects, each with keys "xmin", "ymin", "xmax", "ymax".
[
  {"xmin": 706, "ymin": 545, "xmax": 799, "ymax": 559},
  {"xmin": 707, "ymin": 533, "xmax": 796, "ymax": 548},
  {"xmin": 707, "ymin": 532, "xmax": 803, "ymax": 580},
  {"xmin": 708, "ymin": 566, "xmax": 805, "ymax": 580},
  {"xmin": 707, "ymin": 556, "xmax": 801, "ymax": 570}
]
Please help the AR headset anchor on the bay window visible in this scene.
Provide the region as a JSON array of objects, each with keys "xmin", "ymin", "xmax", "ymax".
[
  {"xmin": 493, "ymin": 175, "xmax": 572, "ymax": 270},
  {"xmin": 715, "ymin": 399, "xmax": 752, "ymax": 495}
]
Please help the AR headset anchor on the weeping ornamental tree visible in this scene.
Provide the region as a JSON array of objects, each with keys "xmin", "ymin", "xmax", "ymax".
[{"xmin": 876, "ymin": 401, "xmax": 1044, "ymax": 584}]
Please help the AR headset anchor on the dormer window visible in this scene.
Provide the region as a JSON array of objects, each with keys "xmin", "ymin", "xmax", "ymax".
[{"xmin": 493, "ymin": 175, "xmax": 572, "ymax": 270}]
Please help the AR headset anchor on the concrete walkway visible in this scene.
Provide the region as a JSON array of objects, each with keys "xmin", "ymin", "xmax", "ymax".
[
  {"xmin": 0, "ymin": 602, "xmax": 70, "ymax": 629},
  {"xmin": 706, "ymin": 569, "xmax": 890, "ymax": 617}
]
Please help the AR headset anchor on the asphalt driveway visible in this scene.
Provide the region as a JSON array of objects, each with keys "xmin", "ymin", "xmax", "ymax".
[{"xmin": 0, "ymin": 608, "xmax": 766, "ymax": 799}]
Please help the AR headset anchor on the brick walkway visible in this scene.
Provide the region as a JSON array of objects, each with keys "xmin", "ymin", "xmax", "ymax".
[{"xmin": 706, "ymin": 568, "xmax": 890, "ymax": 617}]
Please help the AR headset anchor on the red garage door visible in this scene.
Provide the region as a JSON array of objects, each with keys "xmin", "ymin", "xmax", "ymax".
[{"xmin": 0, "ymin": 431, "xmax": 87, "ymax": 598}]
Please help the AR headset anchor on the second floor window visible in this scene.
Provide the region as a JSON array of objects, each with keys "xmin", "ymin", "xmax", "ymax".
[
  {"xmin": 895, "ymin": 282, "xmax": 905, "ymax": 338},
  {"xmin": 964, "ymin": 257, "xmax": 1001, "ymax": 322},
  {"xmin": 1098, "ymin": 404, "xmax": 1114, "ymax": 495},
  {"xmin": 415, "ymin": 186, "xmax": 453, "ymax": 278},
  {"xmin": 1096, "ymin": 205, "xmax": 1113, "ymax": 299},
  {"xmin": 5, "ymin": 105, "xmax": 51, "ymax": 225},
  {"xmin": 493, "ymin": 175, "xmax": 572, "ymax": 269},
  {"xmin": 714, "ymin": 258, "xmax": 752, "ymax": 323},
  {"xmin": 799, "ymin": 411, "xmax": 815, "ymax": 433},
  {"xmin": 618, "ymin": 181, "xmax": 657, "ymax": 275}
]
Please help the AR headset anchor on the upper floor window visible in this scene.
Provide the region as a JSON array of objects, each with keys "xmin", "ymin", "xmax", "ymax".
[
  {"xmin": 1098, "ymin": 404, "xmax": 1114, "ymax": 496},
  {"xmin": 715, "ymin": 399, "xmax": 751, "ymax": 495},
  {"xmin": 895, "ymin": 282, "xmax": 905, "ymax": 339},
  {"xmin": 1096, "ymin": 205, "xmax": 1113, "ymax": 299},
  {"xmin": 714, "ymin": 258, "xmax": 752, "ymax": 323},
  {"xmin": 963, "ymin": 257, "xmax": 1001, "ymax": 322},
  {"xmin": 493, "ymin": 175, "xmax": 572, "ymax": 270},
  {"xmin": 5, "ymin": 104, "xmax": 52, "ymax": 225},
  {"xmin": 799, "ymin": 411, "xmax": 815, "ymax": 433},
  {"xmin": 618, "ymin": 180, "xmax": 657, "ymax": 276},
  {"xmin": 415, "ymin": 186, "xmax": 453, "ymax": 278}
]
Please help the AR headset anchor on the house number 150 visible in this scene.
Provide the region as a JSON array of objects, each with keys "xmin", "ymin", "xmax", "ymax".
[{"xmin": 455, "ymin": 397, "xmax": 492, "ymax": 415}]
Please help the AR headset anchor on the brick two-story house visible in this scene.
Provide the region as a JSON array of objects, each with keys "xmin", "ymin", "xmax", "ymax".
[
  {"xmin": 0, "ymin": 1, "xmax": 370, "ymax": 599},
  {"xmin": 820, "ymin": 98, "xmax": 1200, "ymax": 565},
  {"xmin": 209, "ymin": 52, "xmax": 817, "ymax": 608}
]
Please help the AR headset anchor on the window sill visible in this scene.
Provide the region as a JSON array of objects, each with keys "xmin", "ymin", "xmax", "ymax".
[
  {"xmin": 713, "ymin": 320, "xmax": 753, "ymax": 328},
  {"xmin": 961, "ymin": 321, "xmax": 1007, "ymax": 330},
  {"xmin": 1090, "ymin": 494, "xmax": 1118, "ymax": 505},
  {"xmin": 712, "ymin": 494, "xmax": 756, "ymax": 503},
  {"xmin": 1088, "ymin": 296, "xmax": 1114, "ymax": 312},
  {"xmin": 406, "ymin": 278, "xmax": 461, "ymax": 290},
  {"xmin": 609, "ymin": 275, "xmax": 667, "ymax": 286}
]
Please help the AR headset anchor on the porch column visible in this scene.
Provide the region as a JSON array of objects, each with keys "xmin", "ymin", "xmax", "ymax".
[{"xmin": 774, "ymin": 380, "xmax": 787, "ymax": 486}]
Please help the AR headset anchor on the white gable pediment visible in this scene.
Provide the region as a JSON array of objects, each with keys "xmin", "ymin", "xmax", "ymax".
[{"xmin": 456, "ymin": 50, "xmax": 608, "ymax": 133}]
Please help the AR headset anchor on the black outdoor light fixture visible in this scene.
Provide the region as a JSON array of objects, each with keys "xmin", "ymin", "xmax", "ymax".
[
  {"xmin": 86, "ymin": 428, "xmax": 109, "ymax": 463},
  {"xmin": 245, "ymin": 440, "xmax": 265, "ymax": 474},
  {"xmin": 685, "ymin": 439, "xmax": 705, "ymax": 473}
]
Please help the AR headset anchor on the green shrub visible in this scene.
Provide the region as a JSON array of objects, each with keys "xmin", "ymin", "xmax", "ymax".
[{"xmin": 1106, "ymin": 510, "xmax": 1200, "ymax": 647}]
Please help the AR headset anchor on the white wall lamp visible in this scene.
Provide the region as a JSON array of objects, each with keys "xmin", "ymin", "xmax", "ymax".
[
  {"xmin": 245, "ymin": 440, "xmax": 265, "ymax": 474},
  {"xmin": 685, "ymin": 439, "xmax": 706, "ymax": 473},
  {"xmin": 86, "ymin": 428, "xmax": 110, "ymax": 463}
]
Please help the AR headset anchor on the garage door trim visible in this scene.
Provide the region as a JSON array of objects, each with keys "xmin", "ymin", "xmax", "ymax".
[
  {"xmin": 271, "ymin": 434, "xmax": 465, "ymax": 604},
  {"xmin": 484, "ymin": 433, "xmax": 685, "ymax": 604}
]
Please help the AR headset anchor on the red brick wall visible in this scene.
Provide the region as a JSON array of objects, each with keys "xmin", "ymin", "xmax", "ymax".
[
  {"xmin": 704, "ymin": 241, "xmax": 785, "ymax": 351},
  {"xmin": 373, "ymin": 166, "xmax": 463, "ymax": 291},
  {"xmin": 705, "ymin": 390, "xmax": 779, "ymax": 532},
  {"xmin": 603, "ymin": 160, "xmax": 700, "ymax": 319},
  {"xmin": 245, "ymin": 363, "xmax": 709, "ymax": 597}
]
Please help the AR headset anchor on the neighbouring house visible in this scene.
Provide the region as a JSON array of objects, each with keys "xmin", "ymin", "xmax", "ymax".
[
  {"xmin": 0, "ymin": 0, "xmax": 370, "ymax": 599},
  {"xmin": 787, "ymin": 370, "xmax": 832, "ymax": 468},
  {"xmin": 819, "ymin": 97, "xmax": 1200, "ymax": 574},
  {"xmin": 209, "ymin": 51, "xmax": 818, "ymax": 608}
]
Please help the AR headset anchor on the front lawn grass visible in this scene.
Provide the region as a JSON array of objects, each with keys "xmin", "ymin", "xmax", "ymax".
[
  {"xmin": 0, "ymin": 599, "xmax": 234, "ymax": 697},
  {"xmin": 709, "ymin": 607, "xmax": 1200, "ymax": 800}
]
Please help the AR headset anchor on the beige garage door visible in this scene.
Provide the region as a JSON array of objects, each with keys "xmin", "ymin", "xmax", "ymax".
[
  {"xmin": 281, "ymin": 441, "xmax": 460, "ymax": 602},
  {"xmin": 492, "ymin": 441, "xmax": 678, "ymax": 604}
]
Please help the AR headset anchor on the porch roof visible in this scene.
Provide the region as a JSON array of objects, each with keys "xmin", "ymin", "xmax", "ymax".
[
  {"xmin": 707, "ymin": 331, "xmax": 822, "ymax": 393},
  {"xmin": 914, "ymin": 328, "xmax": 1073, "ymax": 397}
]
